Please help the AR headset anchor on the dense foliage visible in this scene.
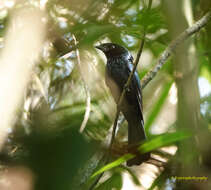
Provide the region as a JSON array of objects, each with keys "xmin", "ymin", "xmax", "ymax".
[{"xmin": 0, "ymin": 0, "xmax": 211, "ymax": 190}]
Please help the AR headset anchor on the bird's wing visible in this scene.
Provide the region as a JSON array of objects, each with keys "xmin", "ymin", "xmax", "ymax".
[{"xmin": 127, "ymin": 61, "xmax": 144, "ymax": 123}]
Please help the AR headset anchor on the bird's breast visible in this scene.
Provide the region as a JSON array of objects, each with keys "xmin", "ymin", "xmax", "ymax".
[{"xmin": 105, "ymin": 69, "xmax": 121, "ymax": 104}]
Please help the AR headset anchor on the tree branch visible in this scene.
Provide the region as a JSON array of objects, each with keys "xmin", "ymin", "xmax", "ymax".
[
  {"xmin": 141, "ymin": 11, "xmax": 211, "ymax": 89},
  {"xmin": 72, "ymin": 35, "xmax": 91, "ymax": 133}
]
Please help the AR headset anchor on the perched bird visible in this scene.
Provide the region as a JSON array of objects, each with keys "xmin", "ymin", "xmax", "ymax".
[{"xmin": 95, "ymin": 43, "xmax": 149, "ymax": 166}]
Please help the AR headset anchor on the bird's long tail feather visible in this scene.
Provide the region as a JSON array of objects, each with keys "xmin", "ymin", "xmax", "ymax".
[{"xmin": 127, "ymin": 118, "xmax": 149, "ymax": 166}]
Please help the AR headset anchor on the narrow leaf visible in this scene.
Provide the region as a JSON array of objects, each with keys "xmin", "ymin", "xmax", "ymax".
[
  {"xmin": 138, "ymin": 131, "xmax": 191, "ymax": 153},
  {"xmin": 91, "ymin": 154, "xmax": 134, "ymax": 178}
]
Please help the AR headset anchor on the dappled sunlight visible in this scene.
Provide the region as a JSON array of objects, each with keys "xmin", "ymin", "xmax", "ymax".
[
  {"xmin": 0, "ymin": 8, "xmax": 46, "ymax": 149},
  {"xmin": 122, "ymin": 145, "xmax": 177, "ymax": 190},
  {"xmin": 0, "ymin": 166, "xmax": 34, "ymax": 190},
  {"xmin": 0, "ymin": 0, "xmax": 210, "ymax": 190}
]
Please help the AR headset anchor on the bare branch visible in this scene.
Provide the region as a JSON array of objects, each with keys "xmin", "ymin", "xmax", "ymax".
[
  {"xmin": 72, "ymin": 35, "xmax": 91, "ymax": 133},
  {"xmin": 141, "ymin": 11, "xmax": 211, "ymax": 89}
]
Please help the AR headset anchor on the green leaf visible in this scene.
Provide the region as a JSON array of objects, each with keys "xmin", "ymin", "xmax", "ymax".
[
  {"xmin": 95, "ymin": 172, "xmax": 122, "ymax": 190},
  {"xmin": 200, "ymin": 66, "xmax": 211, "ymax": 84},
  {"xmin": 78, "ymin": 23, "xmax": 118, "ymax": 46},
  {"xmin": 147, "ymin": 41, "xmax": 166, "ymax": 58},
  {"xmin": 148, "ymin": 167, "xmax": 170, "ymax": 190},
  {"xmin": 138, "ymin": 131, "xmax": 191, "ymax": 153},
  {"xmin": 134, "ymin": 8, "xmax": 166, "ymax": 33},
  {"xmin": 91, "ymin": 154, "xmax": 134, "ymax": 178}
]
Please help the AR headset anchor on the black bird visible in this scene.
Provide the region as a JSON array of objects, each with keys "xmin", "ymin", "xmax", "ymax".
[{"xmin": 95, "ymin": 43, "xmax": 149, "ymax": 166}]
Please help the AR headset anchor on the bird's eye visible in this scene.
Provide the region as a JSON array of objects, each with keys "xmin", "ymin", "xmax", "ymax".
[{"xmin": 111, "ymin": 45, "xmax": 115, "ymax": 49}]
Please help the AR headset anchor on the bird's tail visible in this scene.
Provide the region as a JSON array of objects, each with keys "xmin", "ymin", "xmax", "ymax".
[{"xmin": 127, "ymin": 118, "xmax": 149, "ymax": 166}]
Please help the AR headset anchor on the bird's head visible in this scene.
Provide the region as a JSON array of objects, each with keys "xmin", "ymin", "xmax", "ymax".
[{"xmin": 95, "ymin": 43, "xmax": 129, "ymax": 58}]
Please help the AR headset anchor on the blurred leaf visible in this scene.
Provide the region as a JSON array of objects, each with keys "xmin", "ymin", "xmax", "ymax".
[
  {"xmin": 121, "ymin": 26, "xmax": 144, "ymax": 39},
  {"xmin": 200, "ymin": 94, "xmax": 211, "ymax": 123},
  {"xmin": 91, "ymin": 154, "xmax": 134, "ymax": 178},
  {"xmin": 148, "ymin": 167, "xmax": 170, "ymax": 190},
  {"xmin": 134, "ymin": 8, "xmax": 166, "ymax": 33},
  {"xmin": 120, "ymin": 165, "xmax": 141, "ymax": 186},
  {"xmin": 72, "ymin": 23, "xmax": 118, "ymax": 46},
  {"xmin": 112, "ymin": 0, "xmax": 136, "ymax": 9},
  {"xmin": 72, "ymin": 151, "xmax": 106, "ymax": 190},
  {"xmin": 95, "ymin": 172, "xmax": 122, "ymax": 190},
  {"xmin": 145, "ymin": 80, "xmax": 173, "ymax": 135},
  {"xmin": 21, "ymin": 128, "xmax": 98, "ymax": 190},
  {"xmin": 51, "ymin": 100, "xmax": 111, "ymax": 140},
  {"xmin": 0, "ymin": 12, "xmax": 8, "ymax": 38},
  {"xmin": 200, "ymin": 65, "xmax": 211, "ymax": 83},
  {"xmin": 147, "ymin": 40, "xmax": 166, "ymax": 57},
  {"xmin": 138, "ymin": 131, "xmax": 191, "ymax": 153}
]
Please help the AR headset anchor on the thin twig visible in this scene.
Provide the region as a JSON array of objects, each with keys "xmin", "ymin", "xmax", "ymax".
[
  {"xmin": 72, "ymin": 35, "xmax": 91, "ymax": 133},
  {"xmin": 141, "ymin": 11, "xmax": 211, "ymax": 89},
  {"xmin": 60, "ymin": 46, "xmax": 78, "ymax": 59}
]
